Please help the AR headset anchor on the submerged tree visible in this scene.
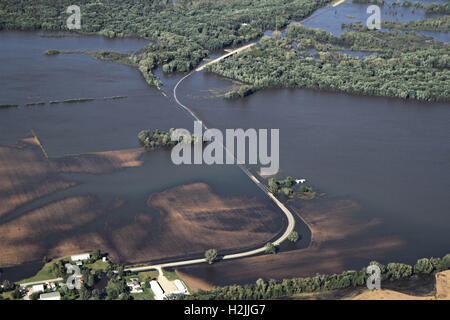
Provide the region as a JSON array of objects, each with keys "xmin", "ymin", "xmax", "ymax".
[
  {"xmin": 264, "ymin": 242, "xmax": 277, "ymax": 254},
  {"xmin": 205, "ymin": 249, "xmax": 218, "ymax": 264},
  {"xmin": 287, "ymin": 231, "xmax": 299, "ymax": 243}
]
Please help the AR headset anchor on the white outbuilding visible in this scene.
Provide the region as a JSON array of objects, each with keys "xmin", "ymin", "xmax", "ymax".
[
  {"xmin": 173, "ymin": 280, "xmax": 188, "ymax": 294},
  {"xmin": 39, "ymin": 292, "xmax": 61, "ymax": 300},
  {"xmin": 70, "ymin": 253, "xmax": 90, "ymax": 262},
  {"xmin": 32, "ymin": 284, "xmax": 44, "ymax": 293},
  {"xmin": 150, "ymin": 280, "xmax": 166, "ymax": 300}
]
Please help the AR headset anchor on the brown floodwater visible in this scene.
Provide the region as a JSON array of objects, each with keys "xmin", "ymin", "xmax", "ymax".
[{"xmin": 0, "ymin": 3, "xmax": 449, "ymax": 285}]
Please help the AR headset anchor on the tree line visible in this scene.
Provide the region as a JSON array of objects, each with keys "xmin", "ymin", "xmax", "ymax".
[{"xmin": 177, "ymin": 253, "xmax": 450, "ymax": 300}]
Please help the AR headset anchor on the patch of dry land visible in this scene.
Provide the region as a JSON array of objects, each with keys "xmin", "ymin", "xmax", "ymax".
[
  {"xmin": 352, "ymin": 270, "xmax": 450, "ymax": 300},
  {"xmin": 0, "ymin": 134, "xmax": 283, "ymax": 268}
]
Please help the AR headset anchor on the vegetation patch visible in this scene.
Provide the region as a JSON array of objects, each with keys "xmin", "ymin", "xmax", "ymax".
[
  {"xmin": 176, "ymin": 253, "xmax": 450, "ymax": 300},
  {"xmin": 44, "ymin": 49, "xmax": 60, "ymax": 55},
  {"xmin": 211, "ymin": 24, "xmax": 449, "ymax": 102},
  {"xmin": 0, "ymin": 0, "xmax": 332, "ymax": 88},
  {"xmin": 268, "ymin": 176, "xmax": 319, "ymax": 200},
  {"xmin": 104, "ymin": 96, "xmax": 127, "ymax": 100},
  {"xmin": 0, "ymin": 104, "xmax": 18, "ymax": 108},
  {"xmin": 26, "ymin": 102, "xmax": 46, "ymax": 106},
  {"xmin": 138, "ymin": 129, "xmax": 178, "ymax": 149},
  {"xmin": 61, "ymin": 98, "xmax": 95, "ymax": 103}
]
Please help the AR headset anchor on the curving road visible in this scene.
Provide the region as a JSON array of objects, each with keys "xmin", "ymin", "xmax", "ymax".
[
  {"xmin": 195, "ymin": 42, "xmax": 256, "ymax": 71},
  {"xmin": 127, "ymin": 58, "xmax": 297, "ymax": 273},
  {"xmin": 20, "ymin": 4, "xmax": 351, "ymax": 282}
]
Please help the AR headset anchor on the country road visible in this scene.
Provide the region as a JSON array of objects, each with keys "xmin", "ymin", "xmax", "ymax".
[
  {"xmin": 19, "ymin": 278, "xmax": 63, "ymax": 287},
  {"xmin": 14, "ymin": 2, "xmax": 349, "ymax": 285},
  {"xmin": 126, "ymin": 60, "xmax": 298, "ymax": 273},
  {"xmin": 195, "ymin": 42, "xmax": 256, "ymax": 71}
]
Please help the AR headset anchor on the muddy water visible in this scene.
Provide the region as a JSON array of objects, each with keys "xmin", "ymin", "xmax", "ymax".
[
  {"xmin": 1, "ymin": 2, "xmax": 449, "ymax": 285},
  {"xmin": 176, "ymin": 71, "xmax": 450, "ymax": 266},
  {"xmin": 0, "ymin": 32, "xmax": 296, "ymax": 282}
]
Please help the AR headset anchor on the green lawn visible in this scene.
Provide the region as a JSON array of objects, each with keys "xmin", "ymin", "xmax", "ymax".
[
  {"xmin": 130, "ymin": 287, "xmax": 155, "ymax": 300},
  {"xmin": 17, "ymin": 261, "xmax": 59, "ymax": 284},
  {"xmin": 0, "ymin": 290, "xmax": 16, "ymax": 300},
  {"xmin": 123, "ymin": 273, "xmax": 155, "ymax": 300},
  {"xmin": 162, "ymin": 269, "xmax": 179, "ymax": 281},
  {"xmin": 138, "ymin": 270, "xmax": 159, "ymax": 280},
  {"xmin": 85, "ymin": 260, "xmax": 109, "ymax": 273}
]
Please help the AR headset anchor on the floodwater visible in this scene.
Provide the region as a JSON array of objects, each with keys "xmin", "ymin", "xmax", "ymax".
[
  {"xmin": 0, "ymin": 32, "xmax": 293, "ymax": 282},
  {"xmin": 1, "ymin": 2, "xmax": 449, "ymax": 285},
  {"xmin": 300, "ymin": 0, "xmax": 449, "ymax": 42},
  {"xmin": 177, "ymin": 72, "xmax": 450, "ymax": 264}
]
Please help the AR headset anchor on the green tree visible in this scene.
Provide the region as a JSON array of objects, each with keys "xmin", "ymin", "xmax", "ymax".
[
  {"xmin": 299, "ymin": 185, "xmax": 308, "ymax": 193},
  {"xmin": 285, "ymin": 176, "xmax": 294, "ymax": 187},
  {"xmin": 91, "ymin": 249, "xmax": 102, "ymax": 261},
  {"xmin": 287, "ymin": 231, "xmax": 299, "ymax": 243},
  {"xmin": 268, "ymin": 178, "xmax": 278, "ymax": 195},
  {"xmin": 51, "ymin": 260, "xmax": 66, "ymax": 278},
  {"xmin": 12, "ymin": 287, "xmax": 22, "ymax": 300},
  {"xmin": 386, "ymin": 263, "xmax": 413, "ymax": 281},
  {"xmin": 256, "ymin": 278, "xmax": 266, "ymax": 289},
  {"xmin": 91, "ymin": 289, "xmax": 101, "ymax": 300},
  {"xmin": 1, "ymin": 280, "xmax": 15, "ymax": 292},
  {"xmin": 414, "ymin": 258, "xmax": 434, "ymax": 274},
  {"xmin": 205, "ymin": 249, "xmax": 218, "ymax": 264},
  {"xmin": 29, "ymin": 292, "xmax": 40, "ymax": 300},
  {"xmin": 264, "ymin": 242, "xmax": 277, "ymax": 254},
  {"xmin": 80, "ymin": 285, "xmax": 91, "ymax": 300},
  {"xmin": 282, "ymin": 187, "xmax": 293, "ymax": 196}
]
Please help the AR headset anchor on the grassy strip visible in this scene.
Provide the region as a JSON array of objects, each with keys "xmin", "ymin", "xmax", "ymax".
[
  {"xmin": 26, "ymin": 102, "xmax": 46, "ymax": 106},
  {"xmin": 16, "ymin": 261, "xmax": 59, "ymax": 285},
  {"xmin": 104, "ymin": 96, "xmax": 128, "ymax": 100},
  {"xmin": 44, "ymin": 49, "xmax": 60, "ymax": 55},
  {"xmin": 40, "ymin": 34, "xmax": 81, "ymax": 38},
  {"xmin": 62, "ymin": 98, "xmax": 95, "ymax": 103},
  {"xmin": 50, "ymin": 98, "xmax": 95, "ymax": 104}
]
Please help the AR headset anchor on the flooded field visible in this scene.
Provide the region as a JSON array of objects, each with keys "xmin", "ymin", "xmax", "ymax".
[{"xmin": 1, "ymin": 1, "xmax": 449, "ymax": 287}]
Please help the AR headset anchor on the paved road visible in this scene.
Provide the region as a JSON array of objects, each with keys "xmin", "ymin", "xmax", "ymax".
[
  {"xmin": 18, "ymin": 4, "xmax": 340, "ymax": 282},
  {"xmin": 126, "ymin": 62, "xmax": 298, "ymax": 273},
  {"xmin": 195, "ymin": 42, "xmax": 256, "ymax": 71},
  {"xmin": 19, "ymin": 278, "xmax": 63, "ymax": 287}
]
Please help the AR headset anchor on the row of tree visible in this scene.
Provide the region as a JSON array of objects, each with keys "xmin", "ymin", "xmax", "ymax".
[{"xmin": 178, "ymin": 254, "xmax": 450, "ymax": 300}]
